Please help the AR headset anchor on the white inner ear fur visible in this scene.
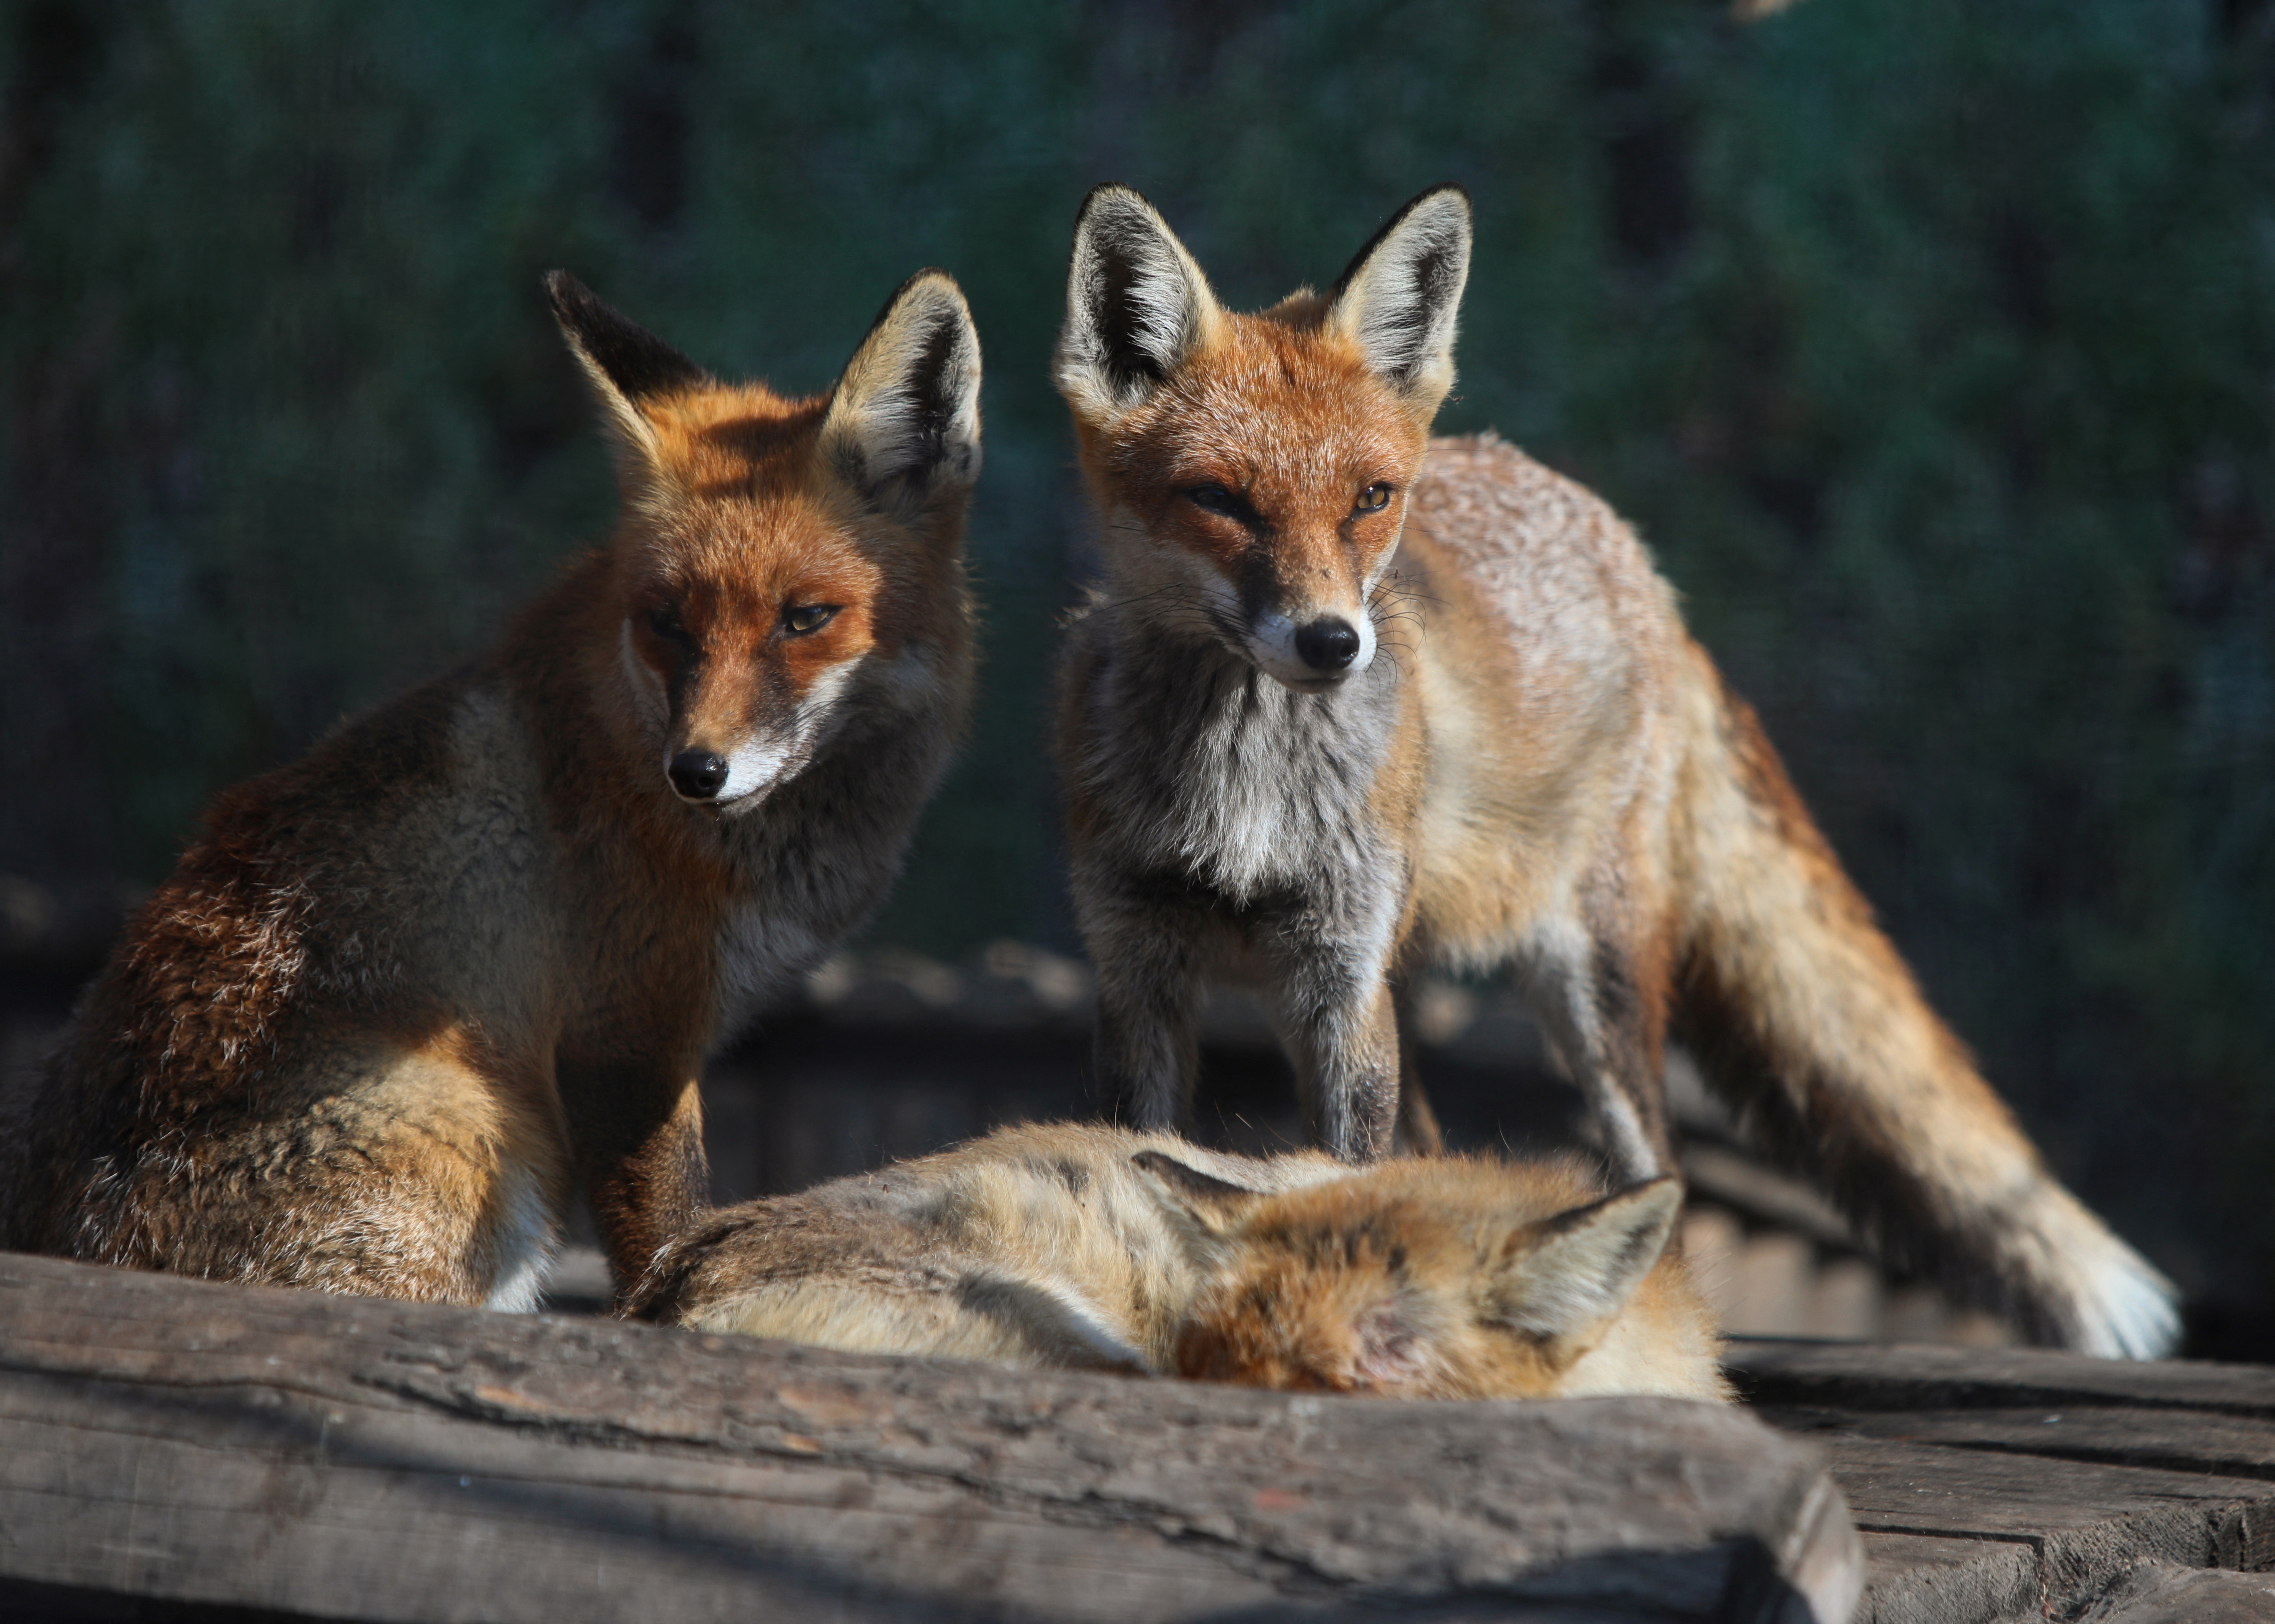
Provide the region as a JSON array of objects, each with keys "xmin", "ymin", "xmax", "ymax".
[
  {"xmin": 565, "ymin": 342, "xmax": 666, "ymax": 468},
  {"xmin": 561, "ymin": 343, "xmax": 685, "ymax": 530},
  {"xmin": 1056, "ymin": 187, "xmax": 1224, "ymax": 420},
  {"xmin": 1487, "ymin": 1177, "xmax": 1681, "ymax": 1340},
  {"xmin": 1326, "ymin": 189, "xmax": 1473, "ymax": 415},
  {"xmin": 820, "ymin": 274, "xmax": 983, "ymax": 504}
]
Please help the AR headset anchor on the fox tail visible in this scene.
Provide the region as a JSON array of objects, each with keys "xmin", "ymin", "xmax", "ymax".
[{"xmin": 1668, "ymin": 645, "xmax": 2178, "ymax": 1359}]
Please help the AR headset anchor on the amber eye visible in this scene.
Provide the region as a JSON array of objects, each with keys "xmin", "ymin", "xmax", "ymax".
[
  {"xmin": 782, "ymin": 603, "xmax": 839, "ymax": 636},
  {"xmin": 1353, "ymin": 483, "xmax": 1394, "ymax": 515},
  {"xmin": 645, "ymin": 604, "xmax": 692, "ymax": 645}
]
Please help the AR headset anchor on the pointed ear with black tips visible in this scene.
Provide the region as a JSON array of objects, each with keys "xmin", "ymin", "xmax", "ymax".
[
  {"xmin": 1131, "ymin": 1149, "xmax": 1266, "ymax": 1234},
  {"xmin": 546, "ymin": 270, "xmax": 708, "ymax": 475},
  {"xmin": 818, "ymin": 269, "xmax": 983, "ymax": 519},
  {"xmin": 1056, "ymin": 184, "xmax": 1222, "ymax": 423},
  {"xmin": 1324, "ymin": 185, "xmax": 1472, "ymax": 420},
  {"xmin": 1479, "ymin": 1175, "xmax": 1681, "ymax": 1361}
]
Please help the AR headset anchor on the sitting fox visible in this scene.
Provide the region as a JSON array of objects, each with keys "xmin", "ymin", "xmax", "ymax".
[
  {"xmin": 0, "ymin": 270, "xmax": 982, "ymax": 1308},
  {"xmin": 1049, "ymin": 182, "xmax": 2176, "ymax": 1358},
  {"xmin": 634, "ymin": 1122, "xmax": 1729, "ymax": 1402}
]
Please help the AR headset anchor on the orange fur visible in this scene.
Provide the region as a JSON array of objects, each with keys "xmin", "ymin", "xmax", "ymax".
[
  {"xmin": 645, "ymin": 1121, "xmax": 1728, "ymax": 1402},
  {"xmin": 1164, "ymin": 1154, "xmax": 1726, "ymax": 1401},
  {"xmin": 0, "ymin": 271, "xmax": 982, "ymax": 1307},
  {"xmin": 1051, "ymin": 185, "xmax": 2177, "ymax": 1357}
]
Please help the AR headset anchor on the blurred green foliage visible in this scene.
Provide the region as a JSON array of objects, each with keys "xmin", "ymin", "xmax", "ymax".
[{"xmin": 2, "ymin": 0, "xmax": 2270, "ymax": 1310}]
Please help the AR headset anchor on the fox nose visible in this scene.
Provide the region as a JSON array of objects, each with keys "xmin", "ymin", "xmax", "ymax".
[
  {"xmin": 668, "ymin": 750, "xmax": 729, "ymax": 800},
  {"xmin": 1294, "ymin": 618, "xmax": 1362, "ymax": 673}
]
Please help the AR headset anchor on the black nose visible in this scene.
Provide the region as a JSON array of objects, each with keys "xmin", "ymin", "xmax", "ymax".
[
  {"xmin": 1293, "ymin": 618, "xmax": 1362, "ymax": 673},
  {"xmin": 668, "ymin": 750, "xmax": 729, "ymax": 800}
]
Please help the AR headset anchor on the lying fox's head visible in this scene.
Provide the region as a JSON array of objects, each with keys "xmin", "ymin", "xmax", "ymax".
[
  {"xmin": 549, "ymin": 270, "xmax": 980, "ymax": 811},
  {"xmin": 1135, "ymin": 1151, "xmax": 1716, "ymax": 1400},
  {"xmin": 1055, "ymin": 185, "xmax": 1471, "ymax": 691}
]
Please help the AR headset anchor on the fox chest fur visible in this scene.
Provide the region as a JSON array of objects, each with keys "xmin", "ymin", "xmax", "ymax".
[
  {"xmin": 1061, "ymin": 614, "xmax": 1419, "ymax": 916},
  {"xmin": 1061, "ymin": 435, "xmax": 1673, "ymax": 962}
]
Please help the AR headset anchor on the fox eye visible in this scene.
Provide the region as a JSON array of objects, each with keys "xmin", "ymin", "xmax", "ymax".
[
  {"xmin": 645, "ymin": 605, "xmax": 692, "ymax": 645},
  {"xmin": 1186, "ymin": 484, "xmax": 1243, "ymax": 517},
  {"xmin": 782, "ymin": 603, "xmax": 838, "ymax": 636},
  {"xmin": 1353, "ymin": 483, "xmax": 1394, "ymax": 515}
]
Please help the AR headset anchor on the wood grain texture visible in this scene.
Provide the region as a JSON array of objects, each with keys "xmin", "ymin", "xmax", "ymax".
[
  {"xmin": 0, "ymin": 1252, "xmax": 1860, "ymax": 1623},
  {"xmin": 1728, "ymin": 1339, "xmax": 2275, "ymax": 1624}
]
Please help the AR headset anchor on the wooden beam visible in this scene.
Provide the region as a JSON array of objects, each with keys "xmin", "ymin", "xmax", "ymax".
[
  {"xmin": 0, "ymin": 1251, "xmax": 1861, "ymax": 1623},
  {"xmin": 1728, "ymin": 1339, "xmax": 2275, "ymax": 1624}
]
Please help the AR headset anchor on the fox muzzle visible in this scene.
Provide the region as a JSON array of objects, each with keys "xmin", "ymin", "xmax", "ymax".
[{"xmin": 1245, "ymin": 607, "xmax": 1377, "ymax": 691}]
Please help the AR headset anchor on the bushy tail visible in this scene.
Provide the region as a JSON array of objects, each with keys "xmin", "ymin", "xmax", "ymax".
[{"xmin": 1667, "ymin": 646, "xmax": 2177, "ymax": 1358}]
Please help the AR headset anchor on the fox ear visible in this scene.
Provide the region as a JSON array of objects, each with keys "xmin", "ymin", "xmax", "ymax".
[
  {"xmin": 1479, "ymin": 1175, "xmax": 1681, "ymax": 1359},
  {"xmin": 1323, "ymin": 185, "xmax": 1472, "ymax": 420},
  {"xmin": 1131, "ymin": 1149, "xmax": 1265, "ymax": 1234},
  {"xmin": 819, "ymin": 269, "xmax": 983, "ymax": 518},
  {"xmin": 1057, "ymin": 184, "xmax": 1223, "ymax": 421},
  {"xmin": 546, "ymin": 270, "xmax": 707, "ymax": 479}
]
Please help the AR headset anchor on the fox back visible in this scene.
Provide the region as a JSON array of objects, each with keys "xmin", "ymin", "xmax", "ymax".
[
  {"xmin": 640, "ymin": 1122, "xmax": 1728, "ymax": 1403},
  {"xmin": 0, "ymin": 271, "xmax": 983, "ymax": 1308}
]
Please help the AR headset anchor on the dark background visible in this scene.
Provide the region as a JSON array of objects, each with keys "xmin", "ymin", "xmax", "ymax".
[{"xmin": 2, "ymin": 0, "xmax": 2271, "ymax": 1344}]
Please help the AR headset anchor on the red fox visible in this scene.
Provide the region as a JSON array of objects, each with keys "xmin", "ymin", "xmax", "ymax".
[
  {"xmin": 1050, "ymin": 183, "xmax": 2177, "ymax": 1359},
  {"xmin": 636, "ymin": 1121, "xmax": 1728, "ymax": 1402},
  {"xmin": 0, "ymin": 270, "xmax": 982, "ymax": 1308}
]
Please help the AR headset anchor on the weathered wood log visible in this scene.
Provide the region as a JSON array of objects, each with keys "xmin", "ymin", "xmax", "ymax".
[
  {"xmin": 0, "ymin": 1251, "xmax": 1861, "ymax": 1623},
  {"xmin": 2074, "ymin": 1561, "xmax": 2275, "ymax": 1623},
  {"xmin": 1727, "ymin": 1339, "xmax": 2275, "ymax": 1624}
]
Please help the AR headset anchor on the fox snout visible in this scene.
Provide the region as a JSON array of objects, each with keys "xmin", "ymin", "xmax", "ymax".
[
  {"xmin": 659, "ymin": 661, "xmax": 859, "ymax": 813},
  {"xmin": 666, "ymin": 749, "xmax": 730, "ymax": 801},
  {"xmin": 1244, "ymin": 603, "xmax": 1376, "ymax": 690},
  {"xmin": 620, "ymin": 603, "xmax": 867, "ymax": 814}
]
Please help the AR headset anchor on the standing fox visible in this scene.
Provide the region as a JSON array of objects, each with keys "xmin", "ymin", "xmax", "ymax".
[
  {"xmin": 0, "ymin": 270, "xmax": 982, "ymax": 1308},
  {"xmin": 1052, "ymin": 183, "xmax": 2177, "ymax": 1358},
  {"xmin": 637, "ymin": 1121, "xmax": 1728, "ymax": 1402}
]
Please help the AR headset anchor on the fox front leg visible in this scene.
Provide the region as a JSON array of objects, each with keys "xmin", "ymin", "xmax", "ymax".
[
  {"xmin": 554, "ymin": 1056, "xmax": 710, "ymax": 1307},
  {"xmin": 1081, "ymin": 877, "xmax": 1210, "ymax": 1133},
  {"xmin": 1273, "ymin": 950, "xmax": 1404, "ymax": 1163}
]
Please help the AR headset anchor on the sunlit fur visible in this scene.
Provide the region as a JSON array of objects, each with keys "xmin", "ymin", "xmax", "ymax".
[
  {"xmin": 0, "ymin": 272, "xmax": 979, "ymax": 1307},
  {"xmin": 1052, "ymin": 185, "xmax": 2177, "ymax": 1359},
  {"xmin": 638, "ymin": 1121, "xmax": 1727, "ymax": 1403}
]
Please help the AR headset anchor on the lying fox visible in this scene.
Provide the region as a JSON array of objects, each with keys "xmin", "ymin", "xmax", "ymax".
[
  {"xmin": 0, "ymin": 270, "xmax": 981, "ymax": 1308},
  {"xmin": 635, "ymin": 1121, "xmax": 1728, "ymax": 1401},
  {"xmin": 1051, "ymin": 182, "xmax": 2177, "ymax": 1358}
]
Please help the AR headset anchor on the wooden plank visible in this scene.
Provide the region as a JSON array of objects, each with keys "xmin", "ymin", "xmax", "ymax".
[
  {"xmin": 1855, "ymin": 1533, "xmax": 2036, "ymax": 1624},
  {"xmin": 0, "ymin": 1251, "xmax": 1861, "ymax": 1624},
  {"xmin": 1772, "ymin": 1402, "xmax": 2275, "ymax": 1484},
  {"xmin": 2077, "ymin": 1561, "xmax": 2275, "ymax": 1623},
  {"xmin": 1727, "ymin": 1341, "xmax": 2275, "ymax": 1623},
  {"xmin": 1727, "ymin": 1337, "xmax": 2275, "ymax": 1417}
]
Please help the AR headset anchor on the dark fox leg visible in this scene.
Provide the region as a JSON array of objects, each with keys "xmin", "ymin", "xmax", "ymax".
[
  {"xmin": 1079, "ymin": 873, "xmax": 1210, "ymax": 1134},
  {"xmin": 1264, "ymin": 920, "xmax": 1403, "ymax": 1163},
  {"xmin": 555, "ymin": 1052, "xmax": 709, "ymax": 1309}
]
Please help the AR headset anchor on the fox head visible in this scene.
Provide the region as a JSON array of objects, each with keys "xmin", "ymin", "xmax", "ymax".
[
  {"xmin": 548, "ymin": 269, "xmax": 980, "ymax": 812},
  {"xmin": 1055, "ymin": 184, "xmax": 1471, "ymax": 691},
  {"xmin": 1133, "ymin": 1151, "xmax": 1694, "ymax": 1399}
]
